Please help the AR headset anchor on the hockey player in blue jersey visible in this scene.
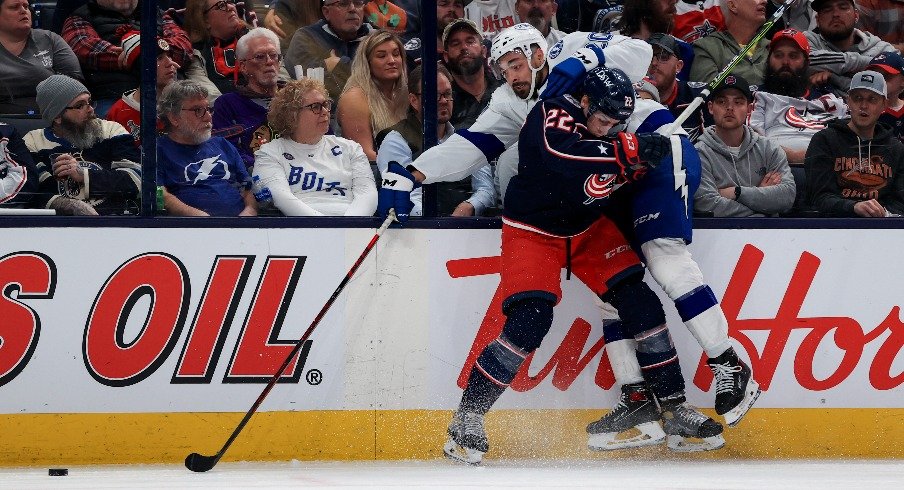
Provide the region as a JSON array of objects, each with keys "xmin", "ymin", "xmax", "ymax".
[
  {"xmin": 381, "ymin": 23, "xmax": 759, "ymax": 458},
  {"xmin": 442, "ymin": 67, "xmax": 725, "ymax": 465}
]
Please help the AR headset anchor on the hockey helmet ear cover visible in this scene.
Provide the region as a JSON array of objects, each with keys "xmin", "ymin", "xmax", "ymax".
[{"xmin": 582, "ymin": 66, "xmax": 636, "ymax": 122}]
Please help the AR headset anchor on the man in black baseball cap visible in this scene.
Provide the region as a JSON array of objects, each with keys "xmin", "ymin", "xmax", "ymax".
[
  {"xmin": 696, "ymin": 72, "xmax": 795, "ymax": 218},
  {"xmin": 442, "ymin": 18, "xmax": 500, "ymax": 129},
  {"xmin": 646, "ymin": 33, "xmax": 706, "ymax": 141},
  {"xmin": 708, "ymin": 75, "xmax": 754, "ymax": 103}
]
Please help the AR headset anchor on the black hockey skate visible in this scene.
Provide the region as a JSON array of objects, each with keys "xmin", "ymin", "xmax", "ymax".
[
  {"xmin": 659, "ymin": 393, "xmax": 725, "ymax": 452},
  {"xmin": 443, "ymin": 411, "xmax": 488, "ymax": 465},
  {"xmin": 707, "ymin": 348, "xmax": 761, "ymax": 427},
  {"xmin": 586, "ymin": 382, "xmax": 665, "ymax": 451}
]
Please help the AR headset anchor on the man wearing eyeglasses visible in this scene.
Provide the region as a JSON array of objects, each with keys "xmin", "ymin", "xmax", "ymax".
[
  {"xmin": 157, "ymin": 80, "xmax": 257, "ymax": 217},
  {"xmin": 646, "ymin": 33, "xmax": 707, "ymax": 142},
  {"xmin": 62, "ymin": 0, "xmax": 193, "ymax": 117},
  {"xmin": 213, "ymin": 28, "xmax": 286, "ymax": 172},
  {"xmin": 285, "ymin": 0, "xmax": 375, "ymax": 101},
  {"xmin": 376, "ymin": 64, "xmax": 495, "ymax": 217},
  {"xmin": 24, "ymin": 75, "xmax": 141, "ymax": 216}
]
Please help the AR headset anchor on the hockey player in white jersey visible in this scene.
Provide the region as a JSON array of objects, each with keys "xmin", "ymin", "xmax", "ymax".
[{"xmin": 378, "ymin": 23, "xmax": 758, "ymax": 457}]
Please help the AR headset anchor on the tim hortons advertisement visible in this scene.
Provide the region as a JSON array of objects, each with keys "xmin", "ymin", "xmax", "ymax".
[{"xmin": 0, "ymin": 227, "xmax": 901, "ymax": 414}]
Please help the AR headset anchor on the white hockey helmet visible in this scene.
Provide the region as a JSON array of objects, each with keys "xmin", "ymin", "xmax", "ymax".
[{"xmin": 490, "ymin": 23, "xmax": 549, "ymax": 100}]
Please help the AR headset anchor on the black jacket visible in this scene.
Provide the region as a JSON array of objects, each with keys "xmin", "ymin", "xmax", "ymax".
[{"xmin": 805, "ymin": 119, "xmax": 904, "ymax": 217}]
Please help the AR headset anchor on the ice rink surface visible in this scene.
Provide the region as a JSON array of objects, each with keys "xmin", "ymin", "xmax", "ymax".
[{"xmin": 1, "ymin": 459, "xmax": 901, "ymax": 489}]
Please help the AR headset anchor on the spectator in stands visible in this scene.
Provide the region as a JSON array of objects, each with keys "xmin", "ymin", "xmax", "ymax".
[
  {"xmin": 515, "ymin": 0, "xmax": 564, "ymax": 45},
  {"xmin": 376, "ymin": 64, "xmax": 495, "ymax": 217},
  {"xmin": 695, "ymin": 74, "xmax": 795, "ymax": 217},
  {"xmin": 212, "ymin": 27, "xmax": 284, "ymax": 171},
  {"xmin": 442, "ymin": 18, "xmax": 500, "ymax": 129},
  {"xmin": 645, "ymin": 32, "xmax": 706, "ymax": 140},
  {"xmin": 336, "ymin": 29, "xmax": 407, "ymax": 161},
  {"xmin": 465, "ymin": 0, "xmax": 517, "ymax": 40},
  {"xmin": 750, "ymin": 29, "xmax": 849, "ymax": 166},
  {"xmin": 761, "ymin": 28, "xmax": 824, "ymax": 100},
  {"xmin": 0, "ymin": 122, "xmax": 39, "ymax": 209},
  {"xmin": 610, "ymin": 1, "xmax": 695, "ymax": 81},
  {"xmin": 868, "ymin": 51, "xmax": 904, "ymax": 142},
  {"xmin": 805, "ymin": 70, "xmax": 904, "ymax": 217},
  {"xmin": 253, "ymin": 78, "xmax": 377, "ymax": 216},
  {"xmin": 284, "ymin": 0, "xmax": 374, "ymax": 101},
  {"xmin": 157, "ymin": 80, "xmax": 257, "ymax": 216},
  {"xmin": 183, "ymin": 0, "xmax": 251, "ymax": 97},
  {"xmin": 25, "ymin": 75, "xmax": 141, "ymax": 215},
  {"xmin": 855, "ymin": 0, "xmax": 904, "ymax": 53},
  {"xmin": 612, "ymin": 0, "xmax": 678, "ymax": 41},
  {"xmin": 62, "ymin": 0, "xmax": 192, "ymax": 117},
  {"xmin": 437, "ymin": 0, "xmax": 466, "ymax": 53},
  {"xmin": 805, "ymin": 0, "xmax": 896, "ymax": 96},
  {"xmin": 691, "ymin": 0, "xmax": 770, "ymax": 86},
  {"xmin": 263, "ymin": 0, "xmax": 321, "ymax": 50},
  {"xmin": 0, "ymin": 0, "xmax": 83, "ymax": 115},
  {"xmin": 106, "ymin": 39, "xmax": 179, "ymax": 144}
]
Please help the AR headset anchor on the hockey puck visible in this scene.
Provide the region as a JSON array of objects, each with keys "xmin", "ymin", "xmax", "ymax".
[{"xmin": 48, "ymin": 468, "xmax": 68, "ymax": 476}]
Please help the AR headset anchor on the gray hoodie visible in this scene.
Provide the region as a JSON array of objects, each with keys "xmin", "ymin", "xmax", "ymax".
[
  {"xmin": 694, "ymin": 126, "xmax": 796, "ymax": 217},
  {"xmin": 804, "ymin": 29, "xmax": 896, "ymax": 95}
]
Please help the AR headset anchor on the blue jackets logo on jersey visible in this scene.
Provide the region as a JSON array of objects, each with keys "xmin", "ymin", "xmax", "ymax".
[
  {"xmin": 582, "ymin": 174, "xmax": 618, "ymax": 204},
  {"xmin": 331, "ymin": 146, "xmax": 342, "ymax": 156}
]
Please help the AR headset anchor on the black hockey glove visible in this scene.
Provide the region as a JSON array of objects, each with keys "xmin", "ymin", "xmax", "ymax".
[
  {"xmin": 614, "ymin": 132, "xmax": 671, "ymax": 183},
  {"xmin": 635, "ymin": 133, "xmax": 671, "ymax": 166}
]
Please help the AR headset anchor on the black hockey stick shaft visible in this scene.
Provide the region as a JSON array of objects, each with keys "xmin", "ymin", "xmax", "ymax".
[
  {"xmin": 666, "ymin": 0, "xmax": 798, "ymax": 134},
  {"xmin": 185, "ymin": 211, "xmax": 397, "ymax": 473}
]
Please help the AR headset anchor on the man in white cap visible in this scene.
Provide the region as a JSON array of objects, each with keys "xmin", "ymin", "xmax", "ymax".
[
  {"xmin": 805, "ymin": 70, "xmax": 904, "ymax": 217},
  {"xmin": 24, "ymin": 74, "xmax": 140, "ymax": 216}
]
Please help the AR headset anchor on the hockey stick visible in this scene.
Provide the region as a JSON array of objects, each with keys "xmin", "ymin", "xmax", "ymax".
[
  {"xmin": 665, "ymin": 0, "xmax": 799, "ymax": 134},
  {"xmin": 185, "ymin": 210, "xmax": 397, "ymax": 473}
]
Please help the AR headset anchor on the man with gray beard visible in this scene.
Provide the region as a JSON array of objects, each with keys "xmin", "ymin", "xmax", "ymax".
[
  {"xmin": 157, "ymin": 80, "xmax": 257, "ymax": 217},
  {"xmin": 442, "ymin": 18, "xmax": 501, "ymax": 129},
  {"xmin": 25, "ymin": 75, "xmax": 140, "ymax": 215}
]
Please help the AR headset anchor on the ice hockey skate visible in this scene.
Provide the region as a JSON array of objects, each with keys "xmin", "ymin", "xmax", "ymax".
[
  {"xmin": 586, "ymin": 383, "xmax": 666, "ymax": 451},
  {"xmin": 659, "ymin": 393, "xmax": 725, "ymax": 452},
  {"xmin": 443, "ymin": 411, "xmax": 488, "ymax": 465},
  {"xmin": 708, "ymin": 348, "xmax": 761, "ymax": 427}
]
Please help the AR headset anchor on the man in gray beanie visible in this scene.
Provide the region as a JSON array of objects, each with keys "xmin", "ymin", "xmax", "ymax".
[{"xmin": 23, "ymin": 74, "xmax": 141, "ymax": 215}]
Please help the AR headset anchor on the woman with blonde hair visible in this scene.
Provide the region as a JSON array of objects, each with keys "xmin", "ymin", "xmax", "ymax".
[
  {"xmin": 252, "ymin": 78, "xmax": 377, "ymax": 216},
  {"xmin": 337, "ymin": 29, "xmax": 408, "ymax": 161}
]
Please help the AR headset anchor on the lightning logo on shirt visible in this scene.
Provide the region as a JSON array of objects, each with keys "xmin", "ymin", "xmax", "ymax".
[{"xmin": 184, "ymin": 154, "xmax": 231, "ymax": 184}]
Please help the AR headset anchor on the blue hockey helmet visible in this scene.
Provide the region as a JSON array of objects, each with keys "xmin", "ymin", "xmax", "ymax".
[{"xmin": 582, "ymin": 66, "xmax": 635, "ymax": 122}]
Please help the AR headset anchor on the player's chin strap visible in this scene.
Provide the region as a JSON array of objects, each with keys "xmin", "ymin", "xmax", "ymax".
[
  {"xmin": 665, "ymin": 0, "xmax": 799, "ymax": 135},
  {"xmin": 527, "ymin": 59, "xmax": 547, "ymax": 101}
]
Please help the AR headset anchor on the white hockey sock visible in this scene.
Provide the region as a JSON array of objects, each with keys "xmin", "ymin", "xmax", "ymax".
[
  {"xmin": 642, "ymin": 238, "xmax": 731, "ymax": 359},
  {"xmin": 605, "ymin": 338, "xmax": 644, "ymax": 385}
]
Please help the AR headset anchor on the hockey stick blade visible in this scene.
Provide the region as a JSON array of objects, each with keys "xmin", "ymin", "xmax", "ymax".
[
  {"xmin": 182, "ymin": 212, "xmax": 395, "ymax": 472},
  {"xmin": 185, "ymin": 452, "xmax": 220, "ymax": 473}
]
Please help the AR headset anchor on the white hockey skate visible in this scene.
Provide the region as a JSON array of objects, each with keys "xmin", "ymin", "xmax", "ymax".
[
  {"xmin": 660, "ymin": 394, "xmax": 725, "ymax": 452},
  {"xmin": 708, "ymin": 348, "xmax": 762, "ymax": 427},
  {"xmin": 587, "ymin": 383, "xmax": 666, "ymax": 451},
  {"xmin": 443, "ymin": 411, "xmax": 487, "ymax": 465}
]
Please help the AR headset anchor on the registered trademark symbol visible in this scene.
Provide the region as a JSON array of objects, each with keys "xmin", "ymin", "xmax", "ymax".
[{"xmin": 306, "ymin": 369, "xmax": 322, "ymax": 385}]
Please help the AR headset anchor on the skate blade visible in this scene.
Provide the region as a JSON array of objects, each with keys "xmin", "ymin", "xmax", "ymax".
[
  {"xmin": 666, "ymin": 433, "xmax": 726, "ymax": 452},
  {"xmin": 443, "ymin": 438, "xmax": 484, "ymax": 465},
  {"xmin": 724, "ymin": 379, "xmax": 762, "ymax": 428},
  {"xmin": 588, "ymin": 422, "xmax": 666, "ymax": 451}
]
